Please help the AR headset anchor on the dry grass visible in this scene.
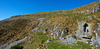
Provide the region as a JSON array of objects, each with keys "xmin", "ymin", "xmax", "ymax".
[
  {"xmin": 0, "ymin": 18, "xmax": 41, "ymax": 49},
  {"xmin": 31, "ymin": 20, "xmax": 39, "ymax": 29}
]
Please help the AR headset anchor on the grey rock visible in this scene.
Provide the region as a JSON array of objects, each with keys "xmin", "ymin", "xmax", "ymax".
[
  {"xmin": 81, "ymin": 11, "xmax": 85, "ymax": 13},
  {"xmin": 90, "ymin": 23, "xmax": 100, "ymax": 47},
  {"xmin": 57, "ymin": 24, "xmax": 61, "ymax": 27},
  {"xmin": 31, "ymin": 27, "xmax": 39, "ymax": 32},
  {"xmin": 58, "ymin": 35, "xmax": 77, "ymax": 45},
  {"xmin": 86, "ymin": 10, "xmax": 90, "ymax": 12},
  {"xmin": 96, "ymin": 5, "xmax": 100, "ymax": 12},
  {"xmin": 37, "ymin": 47, "xmax": 39, "ymax": 49},
  {"xmin": 4, "ymin": 36, "xmax": 9, "ymax": 40},
  {"xmin": 91, "ymin": 33, "xmax": 100, "ymax": 47},
  {"xmin": 31, "ymin": 18, "xmax": 44, "ymax": 32},
  {"xmin": 46, "ymin": 39, "xmax": 51, "ymax": 43},
  {"xmin": 54, "ymin": 33, "xmax": 57, "ymax": 39},
  {"xmin": 92, "ymin": 8, "xmax": 95, "ymax": 13},
  {"xmin": 4, "ymin": 37, "xmax": 27, "ymax": 49},
  {"xmin": 94, "ymin": 16, "xmax": 97, "ymax": 18},
  {"xmin": 97, "ymin": 23, "xmax": 100, "ymax": 27},
  {"xmin": 89, "ymin": 17, "xmax": 92, "ymax": 20}
]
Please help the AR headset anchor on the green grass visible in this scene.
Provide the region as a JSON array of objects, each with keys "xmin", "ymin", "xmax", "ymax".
[
  {"xmin": 74, "ymin": 41, "xmax": 91, "ymax": 49},
  {"xmin": 47, "ymin": 41, "xmax": 70, "ymax": 49},
  {"xmin": 97, "ymin": 46, "xmax": 100, "ymax": 49},
  {"xmin": 46, "ymin": 41, "xmax": 91, "ymax": 49},
  {"xmin": 23, "ymin": 31, "xmax": 49, "ymax": 49},
  {"xmin": 75, "ymin": 13, "xmax": 89, "ymax": 20}
]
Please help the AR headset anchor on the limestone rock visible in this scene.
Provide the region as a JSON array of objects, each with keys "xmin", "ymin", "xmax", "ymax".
[{"xmin": 58, "ymin": 35, "xmax": 77, "ymax": 45}]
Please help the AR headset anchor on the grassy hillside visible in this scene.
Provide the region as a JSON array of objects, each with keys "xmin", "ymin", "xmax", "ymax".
[
  {"xmin": 0, "ymin": 18, "xmax": 40, "ymax": 49},
  {"xmin": 0, "ymin": 1, "xmax": 100, "ymax": 49}
]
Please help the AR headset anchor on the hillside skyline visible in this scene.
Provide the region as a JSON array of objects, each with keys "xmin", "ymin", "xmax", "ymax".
[{"xmin": 0, "ymin": 0, "xmax": 98, "ymax": 20}]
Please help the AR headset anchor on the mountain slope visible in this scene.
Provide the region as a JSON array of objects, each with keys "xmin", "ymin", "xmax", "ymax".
[{"xmin": 0, "ymin": 1, "xmax": 100, "ymax": 49}]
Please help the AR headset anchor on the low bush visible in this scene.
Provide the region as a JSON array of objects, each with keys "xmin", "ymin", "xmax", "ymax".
[{"xmin": 10, "ymin": 45, "xmax": 23, "ymax": 49}]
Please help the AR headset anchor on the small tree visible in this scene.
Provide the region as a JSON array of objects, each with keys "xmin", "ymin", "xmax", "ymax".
[{"xmin": 10, "ymin": 45, "xmax": 23, "ymax": 49}]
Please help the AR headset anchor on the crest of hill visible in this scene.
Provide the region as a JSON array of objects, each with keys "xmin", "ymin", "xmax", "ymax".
[{"xmin": 10, "ymin": 1, "xmax": 100, "ymax": 19}]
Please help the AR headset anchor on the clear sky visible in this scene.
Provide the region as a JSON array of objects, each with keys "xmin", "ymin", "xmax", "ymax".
[{"xmin": 0, "ymin": 0, "xmax": 98, "ymax": 20}]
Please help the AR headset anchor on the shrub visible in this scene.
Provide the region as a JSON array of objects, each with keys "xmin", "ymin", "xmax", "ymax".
[{"xmin": 10, "ymin": 45, "xmax": 23, "ymax": 49}]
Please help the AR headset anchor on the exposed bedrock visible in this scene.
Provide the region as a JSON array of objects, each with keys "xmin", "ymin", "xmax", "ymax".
[
  {"xmin": 91, "ymin": 23, "xmax": 100, "ymax": 47},
  {"xmin": 42, "ymin": 21, "xmax": 100, "ymax": 47}
]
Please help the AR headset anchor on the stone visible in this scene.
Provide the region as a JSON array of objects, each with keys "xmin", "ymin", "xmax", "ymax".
[
  {"xmin": 55, "ymin": 31, "xmax": 59, "ymax": 37},
  {"xmin": 57, "ymin": 24, "xmax": 61, "ymax": 27},
  {"xmin": 54, "ymin": 33, "xmax": 57, "ymax": 39},
  {"xmin": 61, "ymin": 30, "xmax": 64, "ymax": 36},
  {"xmin": 31, "ymin": 27, "xmax": 38, "ymax": 32},
  {"xmin": 49, "ymin": 30, "xmax": 53, "ymax": 34},
  {"xmin": 86, "ymin": 42, "xmax": 89, "ymax": 44},
  {"xmin": 51, "ymin": 33, "xmax": 53, "ymax": 35},
  {"xmin": 95, "ymin": 5, "xmax": 100, "ymax": 12},
  {"xmin": 53, "ymin": 25, "xmax": 57, "ymax": 31},
  {"xmin": 97, "ymin": 23, "xmax": 100, "ymax": 27},
  {"xmin": 93, "ymin": 31, "xmax": 96, "ymax": 33},
  {"xmin": 92, "ymin": 8, "xmax": 95, "ymax": 13},
  {"xmin": 64, "ymin": 29, "xmax": 68, "ymax": 33},
  {"xmin": 4, "ymin": 36, "xmax": 9, "ymax": 40},
  {"xmin": 37, "ymin": 47, "xmax": 39, "ymax": 49},
  {"xmin": 91, "ymin": 33, "xmax": 100, "ymax": 47},
  {"xmin": 90, "ymin": 24, "xmax": 100, "ymax": 47},
  {"xmin": 3, "ymin": 37, "xmax": 27, "ymax": 49},
  {"xmin": 46, "ymin": 39, "xmax": 51, "ymax": 43},
  {"xmin": 58, "ymin": 35, "xmax": 77, "ymax": 45},
  {"xmin": 31, "ymin": 18, "xmax": 44, "ymax": 32},
  {"xmin": 89, "ymin": 17, "xmax": 92, "ymax": 20},
  {"xmin": 86, "ymin": 10, "xmax": 89, "ymax": 12},
  {"xmin": 59, "ymin": 36, "xmax": 62, "ymax": 40},
  {"xmin": 77, "ymin": 11, "xmax": 81, "ymax": 13},
  {"xmin": 57, "ymin": 30, "xmax": 61, "ymax": 36},
  {"xmin": 81, "ymin": 11, "xmax": 85, "ymax": 13},
  {"xmin": 94, "ymin": 16, "xmax": 97, "ymax": 18},
  {"xmin": 43, "ymin": 29, "xmax": 48, "ymax": 34}
]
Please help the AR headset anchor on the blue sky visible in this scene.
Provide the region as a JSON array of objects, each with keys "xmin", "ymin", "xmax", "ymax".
[{"xmin": 0, "ymin": 0, "xmax": 98, "ymax": 20}]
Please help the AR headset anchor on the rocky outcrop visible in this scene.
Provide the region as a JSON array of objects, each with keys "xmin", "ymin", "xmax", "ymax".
[
  {"xmin": 0, "ymin": 37, "xmax": 27, "ymax": 49},
  {"xmin": 95, "ymin": 4, "xmax": 100, "ymax": 12},
  {"xmin": 31, "ymin": 18, "xmax": 44, "ymax": 32},
  {"xmin": 58, "ymin": 35, "xmax": 77, "ymax": 45},
  {"xmin": 91, "ymin": 23, "xmax": 100, "ymax": 47},
  {"xmin": 43, "ymin": 24, "xmax": 69, "ymax": 40},
  {"xmin": 4, "ymin": 37, "xmax": 27, "ymax": 49}
]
